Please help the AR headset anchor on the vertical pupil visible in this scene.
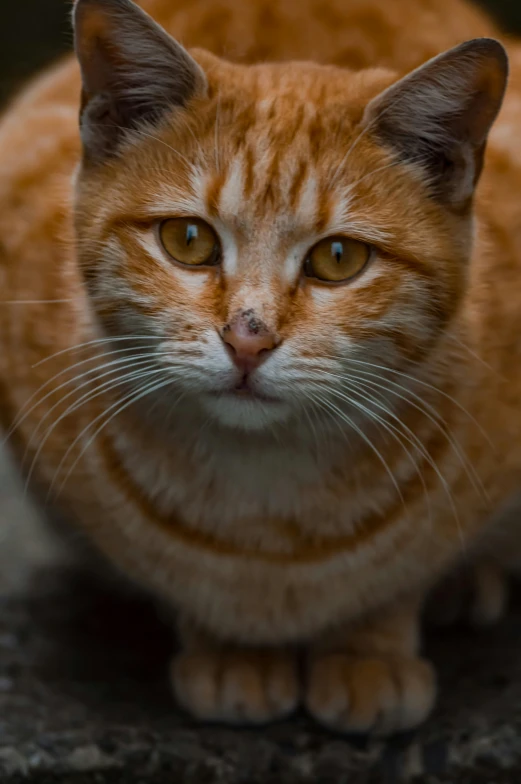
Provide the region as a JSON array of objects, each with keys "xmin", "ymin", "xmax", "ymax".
[
  {"xmin": 186, "ymin": 224, "xmax": 198, "ymax": 247},
  {"xmin": 331, "ymin": 241, "xmax": 344, "ymax": 264}
]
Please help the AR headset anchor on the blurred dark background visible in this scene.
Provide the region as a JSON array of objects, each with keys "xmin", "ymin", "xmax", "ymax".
[{"xmin": 0, "ymin": 0, "xmax": 521, "ymax": 104}]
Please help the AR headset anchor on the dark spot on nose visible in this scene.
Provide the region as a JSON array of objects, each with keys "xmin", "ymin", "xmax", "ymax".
[{"xmin": 239, "ymin": 309, "xmax": 268, "ymax": 336}]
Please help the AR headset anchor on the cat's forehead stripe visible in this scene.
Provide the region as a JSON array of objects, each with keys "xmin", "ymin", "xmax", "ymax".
[
  {"xmin": 203, "ymin": 152, "xmax": 331, "ymax": 231},
  {"xmin": 200, "ymin": 157, "xmax": 390, "ymax": 248},
  {"xmin": 218, "ymin": 156, "xmax": 246, "ymax": 217}
]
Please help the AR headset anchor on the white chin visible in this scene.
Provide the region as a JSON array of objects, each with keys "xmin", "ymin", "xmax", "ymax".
[{"xmin": 202, "ymin": 394, "xmax": 292, "ymax": 431}]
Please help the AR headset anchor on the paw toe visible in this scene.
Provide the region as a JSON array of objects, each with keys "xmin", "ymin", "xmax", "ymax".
[
  {"xmin": 306, "ymin": 653, "xmax": 436, "ymax": 736},
  {"xmin": 172, "ymin": 649, "xmax": 299, "ymax": 725}
]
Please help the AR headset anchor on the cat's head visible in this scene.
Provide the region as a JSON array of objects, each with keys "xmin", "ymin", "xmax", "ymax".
[{"xmin": 72, "ymin": 0, "xmax": 507, "ymax": 434}]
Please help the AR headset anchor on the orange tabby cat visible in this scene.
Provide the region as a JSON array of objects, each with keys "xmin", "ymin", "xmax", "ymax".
[{"xmin": 0, "ymin": 0, "xmax": 520, "ymax": 735}]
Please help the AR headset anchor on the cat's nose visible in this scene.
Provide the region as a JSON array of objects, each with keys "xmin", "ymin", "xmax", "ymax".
[{"xmin": 221, "ymin": 311, "xmax": 278, "ymax": 372}]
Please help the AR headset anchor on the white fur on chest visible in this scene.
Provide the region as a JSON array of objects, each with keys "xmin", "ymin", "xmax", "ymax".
[{"xmin": 112, "ymin": 425, "xmax": 338, "ymax": 536}]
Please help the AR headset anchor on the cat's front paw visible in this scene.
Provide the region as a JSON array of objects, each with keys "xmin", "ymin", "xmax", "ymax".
[
  {"xmin": 171, "ymin": 648, "xmax": 299, "ymax": 725},
  {"xmin": 305, "ymin": 653, "xmax": 436, "ymax": 736}
]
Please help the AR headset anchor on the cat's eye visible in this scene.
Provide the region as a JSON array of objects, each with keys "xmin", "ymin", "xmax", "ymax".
[
  {"xmin": 159, "ymin": 218, "xmax": 220, "ymax": 267},
  {"xmin": 305, "ymin": 236, "xmax": 371, "ymax": 283}
]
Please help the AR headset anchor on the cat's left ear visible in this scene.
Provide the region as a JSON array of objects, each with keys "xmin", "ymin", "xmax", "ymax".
[
  {"xmin": 73, "ymin": 0, "xmax": 208, "ymax": 164},
  {"xmin": 364, "ymin": 39, "xmax": 508, "ymax": 208}
]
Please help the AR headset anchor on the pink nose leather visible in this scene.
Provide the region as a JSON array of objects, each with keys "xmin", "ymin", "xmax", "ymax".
[{"xmin": 222, "ymin": 312, "xmax": 277, "ymax": 372}]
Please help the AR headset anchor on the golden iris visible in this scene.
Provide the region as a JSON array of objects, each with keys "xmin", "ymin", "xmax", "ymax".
[
  {"xmin": 160, "ymin": 218, "xmax": 220, "ymax": 266},
  {"xmin": 306, "ymin": 237, "xmax": 371, "ymax": 282}
]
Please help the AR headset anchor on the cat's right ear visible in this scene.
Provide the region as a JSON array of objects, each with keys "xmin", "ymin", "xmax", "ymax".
[{"xmin": 73, "ymin": 0, "xmax": 208, "ymax": 164}]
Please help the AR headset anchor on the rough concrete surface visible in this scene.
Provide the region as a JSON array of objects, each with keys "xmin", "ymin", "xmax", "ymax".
[{"xmin": 2, "ymin": 452, "xmax": 521, "ymax": 783}]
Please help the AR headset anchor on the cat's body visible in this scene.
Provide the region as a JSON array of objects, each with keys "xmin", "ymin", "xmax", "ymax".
[{"xmin": 0, "ymin": 0, "xmax": 520, "ymax": 732}]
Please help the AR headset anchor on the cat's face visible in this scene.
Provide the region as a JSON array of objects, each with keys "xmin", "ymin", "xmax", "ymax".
[{"xmin": 73, "ymin": 0, "xmax": 507, "ymax": 434}]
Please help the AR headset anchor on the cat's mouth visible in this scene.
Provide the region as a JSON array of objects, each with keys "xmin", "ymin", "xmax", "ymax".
[
  {"xmin": 202, "ymin": 378, "xmax": 290, "ymax": 429},
  {"xmin": 212, "ymin": 378, "xmax": 280, "ymax": 404}
]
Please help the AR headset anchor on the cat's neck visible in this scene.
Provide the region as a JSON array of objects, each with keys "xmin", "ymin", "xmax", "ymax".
[{"xmin": 106, "ymin": 354, "xmax": 462, "ymax": 521}]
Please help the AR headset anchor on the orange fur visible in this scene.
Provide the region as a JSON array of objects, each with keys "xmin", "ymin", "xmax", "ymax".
[{"xmin": 1, "ymin": 0, "xmax": 521, "ymax": 734}]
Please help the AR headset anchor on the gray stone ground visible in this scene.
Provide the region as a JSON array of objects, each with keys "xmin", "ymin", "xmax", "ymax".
[{"xmin": 2, "ymin": 452, "xmax": 521, "ymax": 781}]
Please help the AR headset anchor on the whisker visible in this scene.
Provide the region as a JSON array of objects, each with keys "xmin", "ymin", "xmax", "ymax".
[
  {"xmin": 306, "ymin": 389, "xmax": 408, "ymax": 514},
  {"xmin": 90, "ymin": 121, "xmax": 195, "ymax": 170},
  {"xmin": 344, "ymin": 153, "xmax": 426, "ymax": 194},
  {"xmin": 325, "ymin": 383, "xmax": 459, "ymax": 532},
  {"xmin": 182, "ymin": 122, "xmax": 208, "ymax": 167},
  {"xmin": 22, "ymin": 355, "xmax": 165, "ymax": 457},
  {"xmin": 6, "ymin": 345, "xmax": 159, "ymax": 443},
  {"xmin": 214, "ymin": 89, "xmax": 222, "ymax": 174},
  {"xmin": 51, "ymin": 375, "xmax": 175, "ymax": 499},
  {"xmin": 344, "ymin": 368, "xmax": 489, "ymax": 504},
  {"xmin": 314, "ymin": 381, "xmax": 433, "ymax": 523},
  {"xmin": 447, "ymin": 333, "xmax": 502, "ymax": 379},
  {"xmin": 322, "ymin": 352, "xmax": 495, "ymax": 454},
  {"xmin": 299, "ymin": 400, "xmax": 324, "ymax": 457},
  {"xmin": 23, "ymin": 352, "xmax": 193, "ymax": 492},
  {"xmin": 330, "ymin": 83, "xmax": 431, "ymax": 190},
  {"xmin": 316, "ymin": 362, "xmax": 488, "ymax": 505},
  {"xmin": 23, "ymin": 364, "xmax": 167, "ymax": 493},
  {"xmin": 33, "ymin": 335, "xmax": 156, "ymax": 367}
]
